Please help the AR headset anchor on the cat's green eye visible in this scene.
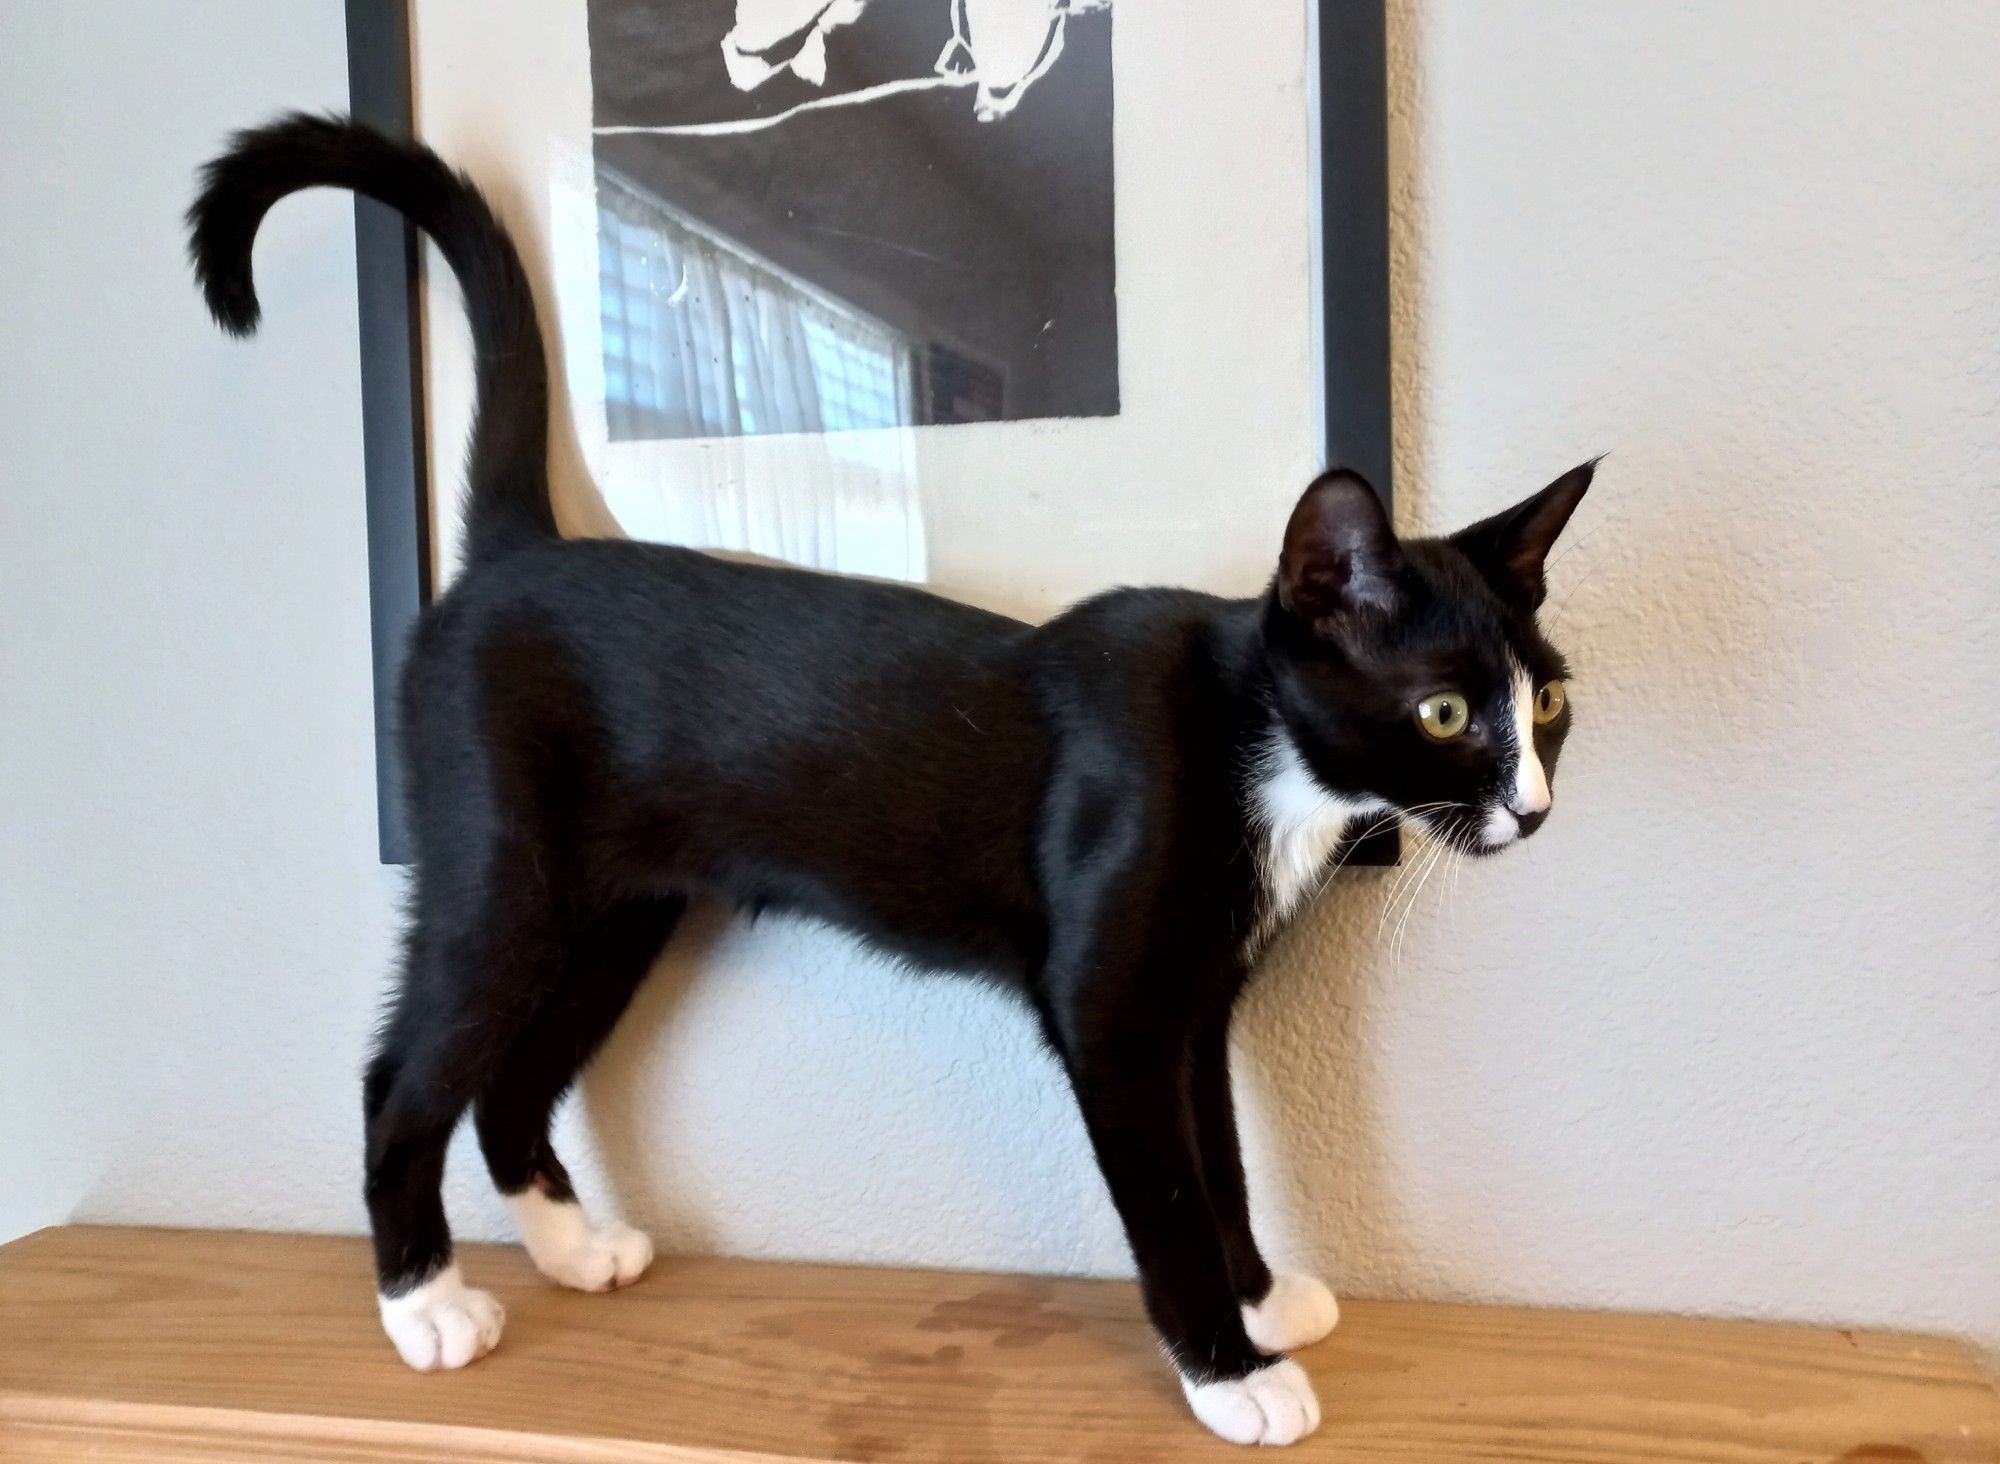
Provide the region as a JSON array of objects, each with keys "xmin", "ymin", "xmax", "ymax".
[
  {"xmin": 1534, "ymin": 679, "xmax": 1567, "ymax": 725},
  {"xmin": 1415, "ymin": 691, "xmax": 1470, "ymax": 741}
]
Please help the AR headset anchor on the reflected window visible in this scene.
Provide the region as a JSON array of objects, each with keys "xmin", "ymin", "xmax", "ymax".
[{"xmin": 597, "ymin": 169, "xmax": 915, "ymax": 441}]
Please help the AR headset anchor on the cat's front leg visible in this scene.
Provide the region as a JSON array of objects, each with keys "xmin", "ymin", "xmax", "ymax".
[
  {"xmin": 1056, "ymin": 1025, "xmax": 1320, "ymax": 1446},
  {"xmin": 1187, "ymin": 1018, "xmax": 1341, "ymax": 1354}
]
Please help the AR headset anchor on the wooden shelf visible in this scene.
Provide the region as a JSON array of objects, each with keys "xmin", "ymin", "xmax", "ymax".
[{"xmin": 0, "ymin": 1225, "xmax": 1993, "ymax": 1461}]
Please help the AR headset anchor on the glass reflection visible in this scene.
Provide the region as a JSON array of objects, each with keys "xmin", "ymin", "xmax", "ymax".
[
  {"xmin": 586, "ymin": 0, "xmax": 1117, "ymax": 443},
  {"xmin": 597, "ymin": 170, "xmax": 916, "ymax": 442}
]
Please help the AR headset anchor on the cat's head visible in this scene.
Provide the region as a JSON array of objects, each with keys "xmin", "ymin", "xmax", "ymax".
[{"xmin": 1262, "ymin": 461, "xmax": 1595, "ymax": 855}]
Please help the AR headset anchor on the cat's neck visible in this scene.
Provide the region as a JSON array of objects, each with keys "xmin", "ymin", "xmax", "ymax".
[
  {"xmin": 1202, "ymin": 593, "xmax": 1390, "ymax": 954},
  {"xmin": 1195, "ymin": 591, "xmax": 1279, "ymax": 721}
]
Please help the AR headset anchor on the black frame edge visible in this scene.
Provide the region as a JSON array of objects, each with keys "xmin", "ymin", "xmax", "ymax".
[
  {"xmin": 1318, "ymin": 0, "xmax": 1400, "ymax": 867},
  {"xmin": 346, "ymin": 0, "xmax": 430, "ymax": 865}
]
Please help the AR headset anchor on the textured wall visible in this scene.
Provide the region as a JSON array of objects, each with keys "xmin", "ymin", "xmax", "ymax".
[
  {"xmin": 4, "ymin": 0, "xmax": 1995, "ymax": 1367},
  {"xmin": 1342, "ymin": 0, "xmax": 2000, "ymax": 1353}
]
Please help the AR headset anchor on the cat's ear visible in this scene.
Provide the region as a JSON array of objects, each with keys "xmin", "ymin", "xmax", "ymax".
[
  {"xmin": 1277, "ymin": 469, "xmax": 1405, "ymax": 626},
  {"xmin": 1451, "ymin": 458, "xmax": 1598, "ymax": 610}
]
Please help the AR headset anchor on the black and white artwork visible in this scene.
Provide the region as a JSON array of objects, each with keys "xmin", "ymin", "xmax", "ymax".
[{"xmin": 586, "ymin": 0, "xmax": 1118, "ymax": 441}]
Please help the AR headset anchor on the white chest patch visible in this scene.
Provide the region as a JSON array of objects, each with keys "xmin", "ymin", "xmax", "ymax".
[{"xmin": 1244, "ymin": 728, "xmax": 1386, "ymax": 957}]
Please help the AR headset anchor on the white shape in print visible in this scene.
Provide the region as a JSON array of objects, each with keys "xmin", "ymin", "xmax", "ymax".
[
  {"xmin": 722, "ymin": 0, "xmax": 871, "ymax": 92},
  {"xmin": 595, "ymin": 0, "xmax": 1109, "ymax": 138},
  {"xmin": 941, "ymin": 0, "xmax": 1104, "ymax": 121}
]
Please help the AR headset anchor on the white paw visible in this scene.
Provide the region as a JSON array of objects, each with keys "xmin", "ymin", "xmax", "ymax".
[
  {"xmin": 1181, "ymin": 1358, "xmax": 1322, "ymax": 1446},
  {"xmin": 378, "ymin": 1263, "xmax": 504, "ymax": 1371},
  {"xmin": 1242, "ymin": 1272, "xmax": 1341, "ymax": 1354},
  {"xmin": 535, "ymin": 1219, "xmax": 652, "ymax": 1292},
  {"xmin": 509, "ymin": 1189, "xmax": 653, "ymax": 1293}
]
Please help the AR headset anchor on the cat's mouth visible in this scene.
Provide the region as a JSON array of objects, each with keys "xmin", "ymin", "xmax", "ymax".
[{"xmin": 1408, "ymin": 803, "xmax": 1545, "ymax": 856}]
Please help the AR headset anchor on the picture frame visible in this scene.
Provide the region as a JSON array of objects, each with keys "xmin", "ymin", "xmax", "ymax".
[
  {"xmin": 344, "ymin": 0, "xmax": 1394, "ymax": 866},
  {"xmin": 346, "ymin": 0, "xmax": 430, "ymax": 863}
]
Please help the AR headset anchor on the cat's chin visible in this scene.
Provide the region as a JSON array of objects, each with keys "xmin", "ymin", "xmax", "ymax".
[{"xmin": 1465, "ymin": 824, "xmax": 1525, "ymax": 857}]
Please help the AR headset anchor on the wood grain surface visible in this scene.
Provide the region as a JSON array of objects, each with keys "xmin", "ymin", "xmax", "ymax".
[{"xmin": 0, "ymin": 1226, "xmax": 1992, "ymax": 1462}]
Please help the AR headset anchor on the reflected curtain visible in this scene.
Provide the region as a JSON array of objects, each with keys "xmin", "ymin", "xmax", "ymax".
[{"xmin": 597, "ymin": 170, "xmax": 913, "ymax": 443}]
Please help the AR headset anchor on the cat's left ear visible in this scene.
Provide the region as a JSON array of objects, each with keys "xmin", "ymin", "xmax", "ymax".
[{"xmin": 1451, "ymin": 458, "xmax": 1599, "ymax": 610}]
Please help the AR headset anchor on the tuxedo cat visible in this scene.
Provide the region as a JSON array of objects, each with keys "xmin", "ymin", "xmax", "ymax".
[{"xmin": 190, "ymin": 116, "xmax": 1590, "ymax": 1447}]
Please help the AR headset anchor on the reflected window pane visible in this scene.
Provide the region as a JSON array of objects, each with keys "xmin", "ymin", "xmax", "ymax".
[{"xmin": 596, "ymin": 169, "xmax": 914, "ymax": 442}]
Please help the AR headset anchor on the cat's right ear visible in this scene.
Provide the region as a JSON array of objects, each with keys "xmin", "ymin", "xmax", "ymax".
[{"xmin": 1277, "ymin": 469, "xmax": 1405, "ymax": 627}]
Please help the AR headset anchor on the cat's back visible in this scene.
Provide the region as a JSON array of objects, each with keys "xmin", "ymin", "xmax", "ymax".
[{"xmin": 410, "ymin": 535, "xmax": 1046, "ymax": 783}]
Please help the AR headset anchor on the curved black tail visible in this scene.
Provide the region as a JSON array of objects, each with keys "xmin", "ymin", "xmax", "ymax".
[{"xmin": 187, "ymin": 113, "xmax": 554, "ymax": 566}]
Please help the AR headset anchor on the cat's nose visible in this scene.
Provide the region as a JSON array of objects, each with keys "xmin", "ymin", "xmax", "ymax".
[{"xmin": 1514, "ymin": 808, "xmax": 1550, "ymax": 839}]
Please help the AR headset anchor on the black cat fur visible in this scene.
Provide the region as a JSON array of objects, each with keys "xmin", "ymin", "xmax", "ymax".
[{"xmin": 189, "ymin": 115, "xmax": 1591, "ymax": 1442}]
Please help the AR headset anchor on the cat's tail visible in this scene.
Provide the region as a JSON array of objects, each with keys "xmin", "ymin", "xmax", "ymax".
[{"xmin": 187, "ymin": 113, "xmax": 553, "ymax": 566}]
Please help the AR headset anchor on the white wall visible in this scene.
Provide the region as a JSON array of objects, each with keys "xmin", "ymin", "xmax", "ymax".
[
  {"xmin": 3, "ymin": 0, "xmax": 1994, "ymax": 1367},
  {"xmin": 0, "ymin": 1, "xmax": 403, "ymax": 1237}
]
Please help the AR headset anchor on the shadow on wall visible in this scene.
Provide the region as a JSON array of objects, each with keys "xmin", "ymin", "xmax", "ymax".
[
  {"xmin": 577, "ymin": 901, "xmax": 730, "ymax": 1255},
  {"xmin": 577, "ymin": 900, "xmax": 1115, "ymax": 1270}
]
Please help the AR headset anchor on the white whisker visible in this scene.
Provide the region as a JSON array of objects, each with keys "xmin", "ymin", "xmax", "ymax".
[
  {"xmin": 1378, "ymin": 817, "xmax": 1450, "ymax": 940},
  {"xmin": 1546, "ymin": 557, "xmax": 1605, "ymax": 630},
  {"xmin": 1390, "ymin": 837, "xmax": 1449, "ymax": 965},
  {"xmin": 1375, "ymin": 824, "xmax": 1433, "ymax": 937}
]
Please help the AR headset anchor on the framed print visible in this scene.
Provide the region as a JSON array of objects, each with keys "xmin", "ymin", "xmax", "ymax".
[
  {"xmin": 589, "ymin": 0, "xmax": 1119, "ymax": 440},
  {"xmin": 345, "ymin": 0, "xmax": 1393, "ymax": 864}
]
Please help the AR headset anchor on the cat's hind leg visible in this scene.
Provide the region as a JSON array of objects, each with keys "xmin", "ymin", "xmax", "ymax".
[
  {"xmin": 364, "ymin": 882, "xmax": 567, "ymax": 1371},
  {"xmin": 474, "ymin": 893, "xmax": 684, "ymax": 1292}
]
